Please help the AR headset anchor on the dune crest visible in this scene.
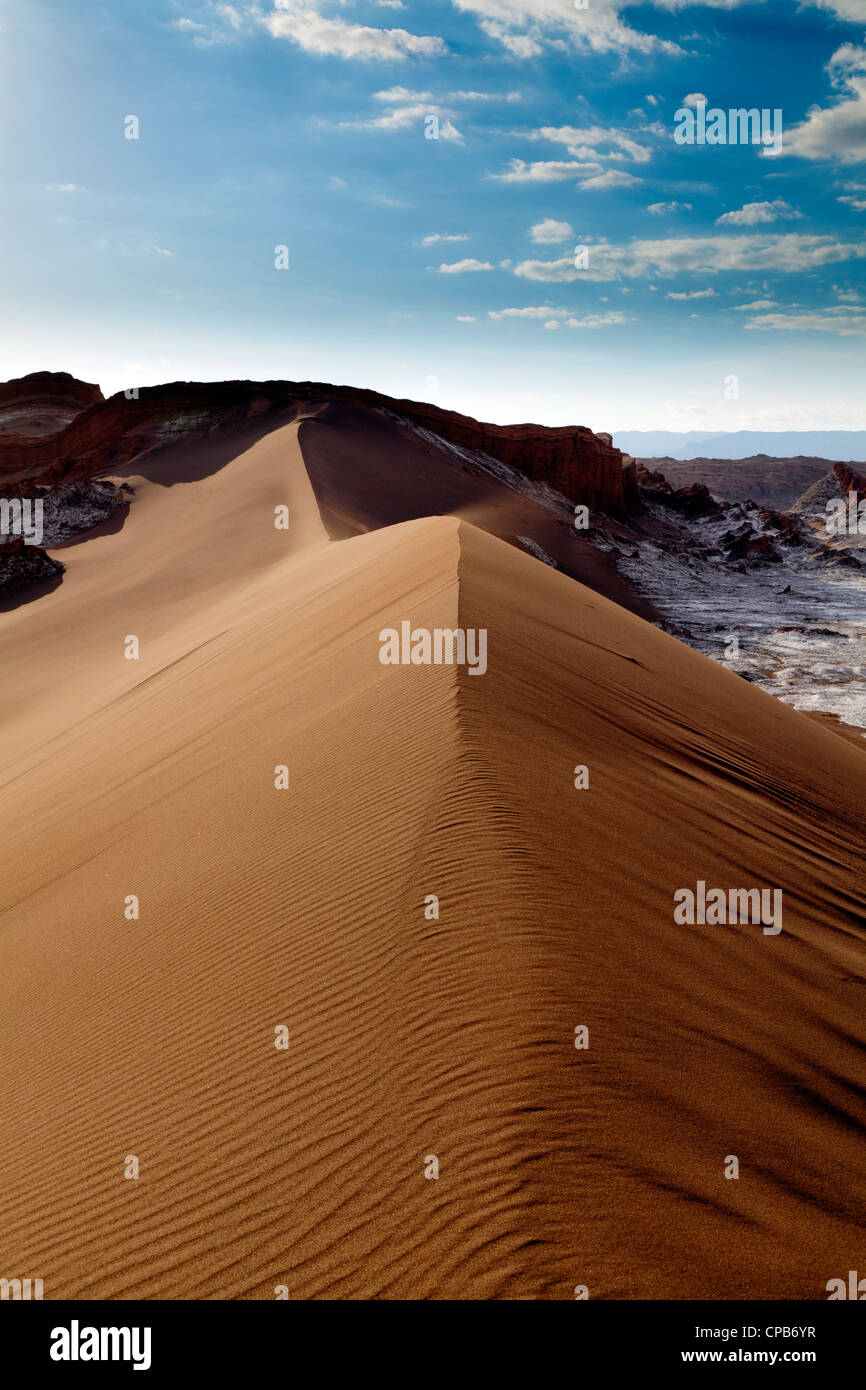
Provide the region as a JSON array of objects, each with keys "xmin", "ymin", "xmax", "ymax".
[{"xmin": 0, "ymin": 415, "xmax": 864, "ymax": 1299}]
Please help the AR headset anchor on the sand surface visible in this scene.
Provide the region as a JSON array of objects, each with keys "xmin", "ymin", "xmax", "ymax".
[{"xmin": 1, "ymin": 420, "xmax": 864, "ymax": 1298}]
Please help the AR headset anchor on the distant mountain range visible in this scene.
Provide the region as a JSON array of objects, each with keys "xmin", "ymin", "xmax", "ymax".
[{"xmin": 614, "ymin": 430, "xmax": 866, "ymax": 463}]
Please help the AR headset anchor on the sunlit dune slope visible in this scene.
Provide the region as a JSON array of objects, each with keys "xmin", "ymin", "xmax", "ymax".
[{"xmin": 0, "ymin": 419, "xmax": 864, "ymax": 1299}]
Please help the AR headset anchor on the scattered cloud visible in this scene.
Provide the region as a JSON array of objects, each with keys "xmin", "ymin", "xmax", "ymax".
[
  {"xmin": 528, "ymin": 124, "xmax": 653, "ymax": 164},
  {"xmin": 513, "ymin": 233, "xmax": 866, "ymax": 283},
  {"xmin": 489, "ymin": 158, "xmax": 601, "ymax": 183},
  {"xmin": 529, "ymin": 218, "xmax": 574, "ymax": 243},
  {"xmin": 488, "ymin": 304, "xmax": 632, "ymax": 327},
  {"xmin": 491, "ymin": 158, "xmax": 642, "ymax": 189},
  {"xmin": 580, "ymin": 168, "xmax": 643, "ymax": 190},
  {"xmin": 784, "ymin": 44, "xmax": 866, "ymax": 165},
  {"xmin": 807, "ymin": 0, "xmax": 866, "ymax": 16},
  {"xmin": 683, "ymin": 92, "xmax": 708, "ymax": 108},
  {"xmin": 513, "ymin": 258, "xmax": 586, "ymax": 282},
  {"xmin": 336, "ymin": 88, "xmax": 463, "ymax": 140},
  {"xmin": 451, "ymin": 0, "xmax": 681, "ymax": 59},
  {"xmin": 746, "ymin": 307, "xmax": 866, "ymax": 336},
  {"xmin": 451, "ymin": 88, "xmax": 522, "ymax": 102},
  {"xmin": 716, "ymin": 199, "xmax": 803, "ymax": 226},
  {"xmin": 456, "ymin": 314, "xmax": 477, "ymax": 321},
  {"xmin": 264, "ymin": 2, "xmax": 446, "ymax": 61},
  {"xmin": 647, "ymin": 201, "xmax": 692, "ymax": 214},
  {"xmin": 171, "ymin": 4, "xmax": 246, "ymax": 45},
  {"xmin": 733, "ymin": 299, "xmax": 778, "ymax": 310},
  {"xmin": 374, "ymin": 85, "xmax": 432, "ymax": 101},
  {"xmin": 436, "ymin": 258, "xmax": 494, "ymax": 272},
  {"xmin": 488, "ymin": 305, "xmax": 562, "ymax": 319},
  {"xmin": 420, "ymin": 233, "xmax": 470, "ymax": 245},
  {"xmin": 666, "ymin": 288, "xmax": 716, "ymax": 299}
]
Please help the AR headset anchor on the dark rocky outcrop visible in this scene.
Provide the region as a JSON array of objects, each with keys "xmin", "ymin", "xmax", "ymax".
[
  {"xmin": 0, "ymin": 371, "xmax": 103, "ymax": 440},
  {"xmin": 0, "ymin": 538, "xmax": 64, "ymax": 593},
  {"xmin": 636, "ymin": 466, "xmax": 720, "ymax": 516}
]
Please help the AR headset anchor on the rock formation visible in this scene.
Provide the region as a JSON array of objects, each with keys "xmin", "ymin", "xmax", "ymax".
[{"xmin": 0, "ymin": 373, "xmax": 637, "ymax": 518}]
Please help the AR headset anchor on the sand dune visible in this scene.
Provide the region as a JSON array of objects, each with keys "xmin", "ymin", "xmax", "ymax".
[{"xmin": 0, "ymin": 418, "xmax": 865, "ymax": 1299}]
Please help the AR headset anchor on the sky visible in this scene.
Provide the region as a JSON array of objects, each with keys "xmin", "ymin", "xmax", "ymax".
[{"xmin": 0, "ymin": 0, "xmax": 865, "ymax": 432}]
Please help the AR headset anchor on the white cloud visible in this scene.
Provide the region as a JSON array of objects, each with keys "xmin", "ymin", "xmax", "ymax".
[
  {"xmin": 514, "ymin": 257, "xmax": 587, "ymax": 282},
  {"xmin": 683, "ymin": 93, "xmax": 708, "ymax": 108},
  {"xmin": 716, "ymin": 199, "xmax": 803, "ymax": 226},
  {"xmin": 489, "ymin": 158, "xmax": 601, "ymax": 182},
  {"xmin": 184, "ymin": 0, "xmax": 862, "ymax": 68},
  {"xmin": 529, "ymin": 218, "xmax": 573, "ymax": 243},
  {"xmin": 436, "ymin": 258, "xmax": 494, "ymax": 273},
  {"xmin": 264, "ymin": 3, "xmax": 446, "ymax": 60},
  {"xmin": 336, "ymin": 88, "xmax": 463, "ymax": 139},
  {"xmin": 374, "ymin": 86, "xmax": 432, "ymax": 102},
  {"xmin": 580, "ymin": 168, "xmax": 642, "ymax": 190},
  {"xmin": 784, "ymin": 44, "xmax": 866, "ymax": 165},
  {"xmin": 46, "ymin": 183, "xmax": 81, "ymax": 192},
  {"xmin": 490, "ymin": 157, "xmax": 642, "ymax": 189},
  {"xmin": 171, "ymin": 4, "xmax": 247, "ymax": 45},
  {"xmin": 746, "ymin": 308, "xmax": 866, "ymax": 336},
  {"xmin": 733, "ymin": 299, "xmax": 778, "ymax": 310},
  {"xmin": 531, "ymin": 124, "xmax": 652, "ymax": 164},
  {"xmin": 451, "ymin": 0, "xmax": 681, "ymax": 59},
  {"xmin": 216, "ymin": 3, "xmax": 243, "ymax": 28},
  {"xmin": 808, "ymin": 2, "xmax": 866, "ymax": 23},
  {"xmin": 489, "ymin": 305, "xmax": 562, "ymax": 319},
  {"xmin": 451, "ymin": 88, "xmax": 520, "ymax": 101},
  {"xmin": 647, "ymin": 201, "xmax": 692, "ymax": 214},
  {"xmin": 513, "ymin": 233, "xmax": 866, "ymax": 283},
  {"xmin": 456, "ymin": 315, "xmax": 477, "ymax": 321},
  {"xmin": 565, "ymin": 311, "xmax": 632, "ymax": 327},
  {"xmin": 420, "ymin": 233, "xmax": 470, "ymax": 245},
  {"xmin": 839, "ymin": 194, "xmax": 866, "ymax": 210},
  {"xmin": 666, "ymin": 288, "xmax": 716, "ymax": 299},
  {"xmin": 489, "ymin": 305, "xmax": 631, "ymax": 327}
]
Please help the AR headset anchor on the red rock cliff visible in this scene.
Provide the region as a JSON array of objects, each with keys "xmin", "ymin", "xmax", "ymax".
[
  {"xmin": 0, "ymin": 371, "xmax": 103, "ymax": 441},
  {"xmin": 0, "ymin": 374, "xmax": 636, "ymax": 517}
]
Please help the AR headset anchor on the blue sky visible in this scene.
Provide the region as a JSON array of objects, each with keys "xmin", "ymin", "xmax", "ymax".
[{"xmin": 1, "ymin": 0, "xmax": 865, "ymax": 431}]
